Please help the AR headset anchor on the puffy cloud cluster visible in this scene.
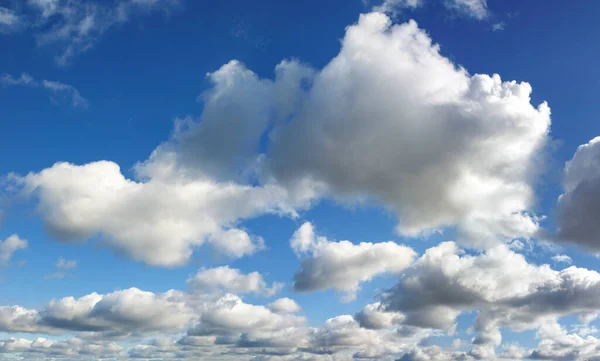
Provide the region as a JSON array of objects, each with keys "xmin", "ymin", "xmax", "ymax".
[
  {"xmin": 0, "ymin": 337, "xmax": 122, "ymax": 358},
  {"xmin": 378, "ymin": 241, "xmax": 600, "ymax": 359},
  {"xmin": 0, "ymin": 288, "xmax": 193, "ymax": 338},
  {"xmin": 290, "ymin": 222, "xmax": 416, "ymax": 301},
  {"xmin": 8, "ymin": 11, "xmax": 552, "ymax": 268}
]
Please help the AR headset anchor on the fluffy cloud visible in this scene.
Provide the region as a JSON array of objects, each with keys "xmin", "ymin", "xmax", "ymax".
[
  {"xmin": 0, "ymin": 73, "xmax": 88, "ymax": 108},
  {"xmin": 19, "ymin": 161, "xmax": 298, "ymax": 267},
  {"xmin": 7, "ymin": 11, "xmax": 551, "ymax": 267},
  {"xmin": 0, "ymin": 234, "xmax": 27, "ymax": 264},
  {"xmin": 0, "ymin": 337, "xmax": 123, "ymax": 357},
  {"xmin": 354, "ymin": 303, "xmax": 404, "ymax": 330},
  {"xmin": 553, "ymin": 137, "xmax": 600, "ymax": 253},
  {"xmin": 0, "ymin": 288, "xmax": 193, "ymax": 338},
  {"xmin": 290, "ymin": 222, "xmax": 416, "ymax": 301},
  {"xmin": 187, "ymin": 293, "xmax": 305, "ymax": 339},
  {"xmin": 187, "ymin": 266, "xmax": 283, "ymax": 297},
  {"xmin": 268, "ymin": 298, "xmax": 301, "ymax": 314},
  {"xmin": 266, "ymin": 13, "xmax": 550, "ymax": 246},
  {"xmin": 380, "ymin": 240, "xmax": 600, "ymax": 358}
]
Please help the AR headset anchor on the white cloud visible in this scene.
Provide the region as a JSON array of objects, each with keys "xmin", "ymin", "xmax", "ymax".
[
  {"xmin": 0, "ymin": 336, "xmax": 123, "ymax": 357},
  {"xmin": 444, "ymin": 0, "xmax": 489, "ymax": 20},
  {"xmin": 553, "ymin": 137, "xmax": 600, "ymax": 253},
  {"xmin": 373, "ymin": 0, "xmax": 423, "ymax": 14},
  {"xmin": 268, "ymin": 298, "xmax": 301, "ymax": 314},
  {"xmin": 56, "ymin": 257, "xmax": 77, "ymax": 269},
  {"xmin": 290, "ymin": 222, "xmax": 416, "ymax": 302},
  {"xmin": 354, "ymin": 303, "xmax": 404, "ymax": 330},
  {"xmin": 8, "ymin": 11, "xmax": 552, "ymax": 268},
  {"xmin": 0, "ymin": 288, "xmax": 193, "ymax": 338},
  {"xmin": 1, "ymin": 73, "xmax": 88, "ymax": 108},
  {"xmin": 187, "ymin": 293, "xmax": 305, "ymax": 338},
  {"xmin": 551, "ymin": 254, "xmax": 572, "ymax": 264},
  {"xmin": 188, "ymin": 266, "xmax": 283, "ymax": 297},
  {"xmin": 0, "ymin": 234, "xmax": 27, "ymax": 264},
  {"xmin": 266, "ymin": 13, "xmax": 550, "ymax": 247},
  {"xmin": 19, "ymin": 161, "xmax": 299, "ymax": 267},
  {"xmin": 25, "ymin": 0, "xmax": 181, "ymax": 65},
  {"xmin": 379, "ymin": 240, "xmax": 600, "ymax": 359},
  {"xmin": 0, "ymin": 7, "xmax": 21, "ymax": 33},
  {"xmin": 374, "ymin": 0, "xmax": 489, "ymax": 20}
]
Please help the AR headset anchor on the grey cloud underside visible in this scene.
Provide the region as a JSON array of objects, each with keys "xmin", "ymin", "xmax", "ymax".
[{"xmin": 552, "ymin": 137, "xmax": 600, "ymax": 252}]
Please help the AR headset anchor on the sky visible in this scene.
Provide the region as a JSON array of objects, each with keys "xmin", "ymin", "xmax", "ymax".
[{"xmin": 1, "ymin": 0, "xmax": 600, "ymax": 360}]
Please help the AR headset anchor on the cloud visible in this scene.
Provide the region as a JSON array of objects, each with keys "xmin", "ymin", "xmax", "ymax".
[
  {"xmin": 372, "ymin": 0, "xmax": 423, "ymax": 14},
  {"xmin": 0, "ymin": 234, "xmax": 27, "ymax": 264},
  {"xmin": 187, "ymin": 293, "xmax": 305, "ymax": 339},
  {"xmin": 17, "ymin": 160, "xmax": 304, "ymax": 267},
  {"xmin": 379, "ymin": 240, "xmax": 600, "ymax": 360},
  {"xmin": 22, "ymin": 0, "xmax": 181, "ymax": 65},
  {"xmin": 56, "ymin": 257, "xmax": 77, "ymax": 269},
  {"xmin": 266, "ymin": 14, "xmax": 550, "ymax": 247},
  {"xmin": 354, "ymin": 303, "xmax": 404, "ymax": 330},
  {"xmin": 552, "ymin": 254, "xmax": 572, "ymax": 264},
  {"xmin": 6, "ymin": 11, "xmax": 552, "ymax": 268},
  {"xmin": 0, "ymin": 337, "xmax": 123, "ymax": 357},
  {"xmin": 44, "ymin": 257, "xmax": 77, "ymax": 280},
  {"xmin": 552, "ymin": 137, "xmax": 600, "ymax": 253},
  {"xmin": 268, "ymin": 298, "xmax": 301, "ymax": 314},
  {"xmin": 0, "ymin": 7, "xmax": 22, "ymax": 33},
  {"xmin": 374, "ymin": 0, "xmax": 489, "ymax": 20},
  {"xmin": 187, "ymin": 266, "xmax": 283, "ymax": 297},
  {"xmin": 444, "ymin": 0, "xmax": 489, "ymax": 20},
  {"xmin": 0, "ymin": 287, "xmax": 193, "ymax": 338},
  {"xmin": 0, "ymin": 73, "xmax": 88, "ymax": 108},
  {"xmin": 290, "ymin": 222, "xmax": 416, "ymax": 302}
]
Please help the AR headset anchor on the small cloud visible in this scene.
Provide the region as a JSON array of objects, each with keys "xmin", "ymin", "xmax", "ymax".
[
  {"xmin": 0, "ymin": 7, "xmax": 23, "ymax": 33},
  {"xmin": 552, "ymin": 254, "xmax": 572, "ymax": 264},
  {"xmin": 1, "ymin": 73, "xmax": 88, "ymax": 109},
  {"xmin": 0, "ymin": 234, "xmax": 28, "ymax": 265},
  {"xmin": 44, "ymin": 272, "xmax": 67, "ymax": 280},
  {"xmin": 492, "ymin": 21, "xmax": 505, "ymax": 31},
  {"xmin": 45, "ymin": 257, "xmax": 77, "ymax": 280},
  {"xmin": 56, "ymin": 257, "xmax": 77, "ymax": 270}
]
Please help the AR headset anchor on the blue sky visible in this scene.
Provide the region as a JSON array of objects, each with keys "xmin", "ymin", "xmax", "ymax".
[{"xmin": 2, "ymin": 0, "xmax": 600, "ymax": 360}]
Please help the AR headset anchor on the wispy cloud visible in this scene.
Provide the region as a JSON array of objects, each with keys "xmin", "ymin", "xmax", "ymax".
[
  {"xmin": 0, "ymin": 7, "xmax": 22, "ymax": 33},
  {"xmin": 1, "ymin": 73, "xmax": 89, "ymax": 108},
  {"xmin": 56, "ymin": 257, "xmax": 77, "ymax": 270},
  {"xmin": 45, "ymin": 257, "xmax": 77, "ymax": 279},
  {"xmin": 3, "ymin": 0, "xmax": 182, "ymax": 66}
]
